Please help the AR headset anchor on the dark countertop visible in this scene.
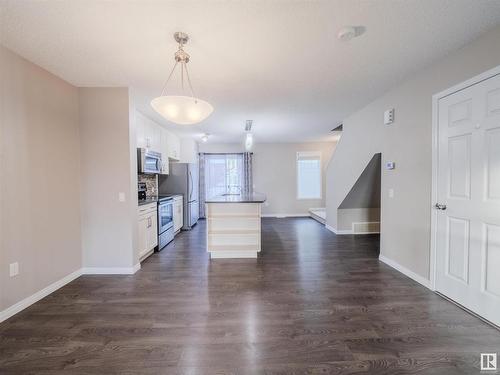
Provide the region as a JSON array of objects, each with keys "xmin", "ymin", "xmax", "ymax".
[
  {"xmin": 138, "ymin": 197, "xmax": 158, "ymax": 206},
  {"xmin": 138, "ymin": 194, "xmax": 183, "ymax": 206},
  {"xmin": 205, "ymin": 192, "xmax": 267, "ymax": 203}
]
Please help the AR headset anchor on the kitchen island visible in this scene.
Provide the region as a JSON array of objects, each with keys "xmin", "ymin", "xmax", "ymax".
[{"xmin": 205, "ymin": 192, "xmax": 266, "ymax": 258}]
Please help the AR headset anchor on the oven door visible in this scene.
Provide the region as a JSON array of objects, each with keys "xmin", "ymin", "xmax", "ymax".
[{"xmin": 158, "ymin": 201, "xmax": 173, "ymax": 234}]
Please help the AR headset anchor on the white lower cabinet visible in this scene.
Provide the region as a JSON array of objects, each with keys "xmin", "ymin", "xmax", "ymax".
[
  {"xmin": 138, "ymin": 203, "xmax": 158, "ymax": 260},
  {"xmin": 173, "ymin": 196, "xmax": 183, "ymax": 233}
]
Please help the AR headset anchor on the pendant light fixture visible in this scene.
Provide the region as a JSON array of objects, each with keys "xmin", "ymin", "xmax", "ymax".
[
  {"xmin": 151, "ymin": 32, "xmax": 213, "ymax": 125},
  {"xmin": 245, "ymin": 120, "xmax": 253, "ymax": 151}
]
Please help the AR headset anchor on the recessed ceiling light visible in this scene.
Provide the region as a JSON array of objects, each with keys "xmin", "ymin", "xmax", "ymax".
[{"xmin": 337, "ymin": 26, "xmax": 365, "ymax": 41}]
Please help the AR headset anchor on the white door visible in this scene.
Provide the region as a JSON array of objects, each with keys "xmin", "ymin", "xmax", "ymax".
[{"xmin": 436, "ymin": 73, "xmax": 500, "ymax": 326}]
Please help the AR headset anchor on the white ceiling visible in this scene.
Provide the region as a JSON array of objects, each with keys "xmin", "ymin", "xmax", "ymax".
[{"xmin": 2, "ymin": 1, "xmax": 500, "ymax": 143}]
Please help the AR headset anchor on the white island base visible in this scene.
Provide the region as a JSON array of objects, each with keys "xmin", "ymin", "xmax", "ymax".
[{"xmin": 206, "ymin": 201, "xmax": 263, "ymax": 259}]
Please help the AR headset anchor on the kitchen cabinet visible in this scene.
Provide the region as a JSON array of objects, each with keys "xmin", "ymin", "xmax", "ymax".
[
  {"xmin": 135, "ymin": 110, "xmax": 182, "ymax": 171},
  {"xmin": 160, "ymin": 129, "xmax": 171, "ymax": 174},
  {"xmin": 162, "ymin": 128, "xmax": 180, "ymax": 161},
  {"xmin": 180, "ymin": 138, "xmax": 199, "ymax": 163},
  {"xmin": 137, "ymin": 203, "xmax": 158, "ymax": 260},
  {"xmin": 136, "ymin": 111, "xmax": 161, "ymax": 153},
  {"xmin": 173, "ymin": 195, "xmax": 183, "ymax": 233}
]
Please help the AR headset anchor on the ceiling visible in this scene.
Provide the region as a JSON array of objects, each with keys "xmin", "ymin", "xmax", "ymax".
[{"xmin": 2, "ymin": 1, "xmax": 500, "ymax": 143}]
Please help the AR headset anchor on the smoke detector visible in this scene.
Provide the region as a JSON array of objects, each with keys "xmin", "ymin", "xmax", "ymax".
[{"xmin": 337, "ymin": 26, "xmax": 365, "ymax": 41}]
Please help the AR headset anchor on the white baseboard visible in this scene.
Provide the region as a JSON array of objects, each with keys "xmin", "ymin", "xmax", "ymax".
[
  {"xmin": 0, "ymin": 268, "xmax": 82, "ymax": 323},
  {"xmin": 262, "ymin": 213, "xmax": 309, "ymax": 218},
  {"xmin": 0, "ymin": 262, "xmax": 142, "ymax": 323},
  {"xmin": 81, "ymin": 263, "xmax": 141, "ymax": 275},
  {"xmin": 325, "ymin": 224, "xmax": 353, "ymax": 235},
  {"xmin": 379, "ymin": 254, "xmax": 431, "ymax": 289},
  {"xmin": 209, "ymin": 251, "xmax": 258, "ymax": 259}
]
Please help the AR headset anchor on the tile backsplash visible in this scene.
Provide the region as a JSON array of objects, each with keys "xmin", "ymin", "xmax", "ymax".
[{"xmin": 138, "ymin": 174, "xmax": 158, "ymax": 197}]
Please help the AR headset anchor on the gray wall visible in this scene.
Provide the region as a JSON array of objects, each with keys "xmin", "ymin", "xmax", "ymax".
[
  {"xmin": 79, "ymin": 88, "xmax": 137, "ymax": 270},
  {"xmin": 326, "ymin": 25, "xmax": 500, "ymax": 280},
  {"xmin": 339, "ymin": 153, "xmax": 381, "ymax": 209},
  {"xmin": 0, "ymin": 46, "xmax": 82, "ymax": 311},
  {"xmin": 199, "ymin": 142, "xmax": 337, "ymax": 215}
]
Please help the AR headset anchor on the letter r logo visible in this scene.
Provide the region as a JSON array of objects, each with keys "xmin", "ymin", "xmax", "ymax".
[{"xmin": 481, "ymin": 353, "xmax": 497, "ymax": 371}]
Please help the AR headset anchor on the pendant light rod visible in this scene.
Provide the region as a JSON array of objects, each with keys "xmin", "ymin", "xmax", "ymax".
[
  {"xmin": 159, "ymin": 33, "xmax": 197, "ymax": 98},
  {"xmin": 151, "ymin": 31, "xmax": 213, "ymax": 125}
]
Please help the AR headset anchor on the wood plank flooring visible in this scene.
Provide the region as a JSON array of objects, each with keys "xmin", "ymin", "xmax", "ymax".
[{"xmin": 1, "ymin": 217, "xmax": 499, "ymax": 374}]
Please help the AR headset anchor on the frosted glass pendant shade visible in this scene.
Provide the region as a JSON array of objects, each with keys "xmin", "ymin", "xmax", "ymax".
[{"xmin": 151, "ymin": 95, "xmax": 213, "ymax": 125}]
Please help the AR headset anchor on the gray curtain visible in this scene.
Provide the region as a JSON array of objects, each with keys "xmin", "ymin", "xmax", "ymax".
[
  {"xmin": 242, "ymin": 152, "xmax": 253, "ymax": 195},
  {"xmin": 198, "ymin": 153, "xmax": 206, "ymax": 218},
  {"xmin": 198, "ymin": 152, "xmax": 253, "ymax": 218}
]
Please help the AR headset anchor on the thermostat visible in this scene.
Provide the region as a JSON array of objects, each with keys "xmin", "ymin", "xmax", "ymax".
[{"xmin": 384, "ymin": 108, "xmax": 394, "ymax": 125}]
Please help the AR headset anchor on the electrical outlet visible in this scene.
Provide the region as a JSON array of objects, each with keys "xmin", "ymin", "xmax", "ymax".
[
  {"xmin": 388, "ymin": 188, "xmax": 395, "ymax": 198},
  {"xmin": 118, "ymin": 192, "xmax": 126, "ymax": 202},
  {"xmin": 9, "ymin": 262, "xmax": 19, "ymax": 277}
]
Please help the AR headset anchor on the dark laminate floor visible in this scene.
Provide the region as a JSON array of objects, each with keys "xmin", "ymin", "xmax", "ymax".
[{"xmin": 1, "ymin": 218, "xmax": 499, "ymax": 374}]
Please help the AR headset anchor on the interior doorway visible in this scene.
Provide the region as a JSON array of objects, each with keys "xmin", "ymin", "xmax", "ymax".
[{"xmin": 431, "ymin": 66, "xmax": 500, "ymax": 327}]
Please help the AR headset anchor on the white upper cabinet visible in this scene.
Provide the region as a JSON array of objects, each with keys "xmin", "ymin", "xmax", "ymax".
[
  {"xmin": 135, "ymin": 110, "xmax": 182, "ymax": 173},
  {"xmin": 180, "ymin": 138, "xmax": 199, "ymax": 164},
  {"xmin": 136, "ymin": 111, "xmax": 161, "ymax": 153},
  {"xmin": 167, "ymin": 130, "xmax": 181, "ymax": 161}
]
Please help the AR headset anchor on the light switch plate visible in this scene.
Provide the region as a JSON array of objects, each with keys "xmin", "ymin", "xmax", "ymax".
[
  {"xmin": 9, "ymin": 262, "xmax": 19, "ymax": 277},
  {"xmin": 118, "ymin": 192, "xmax": 126, "ymax": 202},
  {"xmin": 388, "ymin": 188, "xmax": 395, "ymax": 198}
]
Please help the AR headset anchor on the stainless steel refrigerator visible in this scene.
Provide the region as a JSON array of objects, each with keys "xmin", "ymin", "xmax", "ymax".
[{"xmin": 158, "ymin": 163, "xmax": 199, "ymax": 230}]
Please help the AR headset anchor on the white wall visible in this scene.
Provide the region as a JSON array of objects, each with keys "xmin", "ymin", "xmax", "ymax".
[
  {"xmin": 199, "ymin": 142, "xmax": 337, "ymax": 215},
  {"xmin": 79, "ymin": 88, "xmax": 137, "ymax": 271},
  {"xmin": 0, "ymin": 46, "xmax": 82, "ymax": 311},
  {"xmin": 326, "ymin": 25, "xmax": 500, "ymax": 280}
]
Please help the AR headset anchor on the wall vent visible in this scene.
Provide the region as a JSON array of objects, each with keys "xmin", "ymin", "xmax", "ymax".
[{"xmin": 352, "ymin": 222, "xmax": 380, "ymax": 234}]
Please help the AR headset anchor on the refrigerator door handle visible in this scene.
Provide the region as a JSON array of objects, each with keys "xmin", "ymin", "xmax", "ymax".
[{"xmin": 188, "ymin": 170, "xmax": 193, "ymax": 201}]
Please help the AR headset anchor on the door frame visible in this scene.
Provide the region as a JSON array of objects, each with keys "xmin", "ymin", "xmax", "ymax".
[{"xmin": 430, "ymin": 65, "xmax": 500, "ymax": 291}]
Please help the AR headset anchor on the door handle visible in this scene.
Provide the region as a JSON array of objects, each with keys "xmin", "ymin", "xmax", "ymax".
[{"xmin": 435, "ymin": 203, "xmax": 447, "ymax": 210}]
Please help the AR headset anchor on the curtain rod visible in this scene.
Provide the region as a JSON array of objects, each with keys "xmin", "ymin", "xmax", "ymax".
[{"xmin": 198, "ymin": 152, "xmax": 253, "ymax": 155}]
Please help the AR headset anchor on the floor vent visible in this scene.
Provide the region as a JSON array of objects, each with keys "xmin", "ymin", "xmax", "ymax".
[{"xmin": 352, "ymin": 222, "xmax": 380, "ymax": 234}]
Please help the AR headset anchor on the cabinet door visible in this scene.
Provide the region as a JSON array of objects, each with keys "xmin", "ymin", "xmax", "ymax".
[
  {"xmin": 160, "ymin": 128, "xmax": 170, "ymax": 174},
  {"xmin": 136, "ymin": 116, "xmax": 147, "ymax": 149},
  {"xmin": 138, "ymin": 215, "xmax": 149, "ymax": 257},
  {"xmin": 147, "ymin": 122, "xmax": 162, "ymax": 153},
  {"xmin": 173, "ymin": 201, "xmax": 181, "ymax": 232},
  {"xmin": 148, "ymin": 213, "xmax": 158, "ymax": 249},
  {"xmin": 178, "ymin": 201, "xmax": 184, "ymax": 229}
]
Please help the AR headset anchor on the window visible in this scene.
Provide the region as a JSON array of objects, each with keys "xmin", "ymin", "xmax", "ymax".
[
  {"xmin": 204, "ymin": 154, "xmax": 244, "ymax": 198},
  {"xmin": 297, "ymin": 151, "xmax": 321, "ymax": 199}
]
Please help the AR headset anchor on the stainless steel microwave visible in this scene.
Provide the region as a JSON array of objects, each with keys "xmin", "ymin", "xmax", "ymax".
[{"xmin": 137, "ymin": 148, "xmax": 162, "ymax": 174}]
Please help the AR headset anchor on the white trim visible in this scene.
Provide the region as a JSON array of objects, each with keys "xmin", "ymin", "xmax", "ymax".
[
  {"xmin": 379, "ymin": 255, "xmax": 431, "ymax": 289},
  {"xmin": 81, "ymin": 263, "xmax": 141, "ymax": 275},
  {"xmin": 0, "ymin": 268, "xmax": 82, "ymax": 323},
  {"xmin": 261, "ymin": 213, "xmax": 309, "ymax": 218},
  {"xmin": 296, "ymin": 151, "xmax": 322, "ymax": 200},
  {"xmin": 430, "ymin": 65, "xmax": 500, "ymax": 291},
  {"xmin": 325, "ymin": 224, "xmax": 353, "ymax": 235},
  {"xmin": 209, "ymin": 251, "xmax": 258, "ymax": 259}
]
